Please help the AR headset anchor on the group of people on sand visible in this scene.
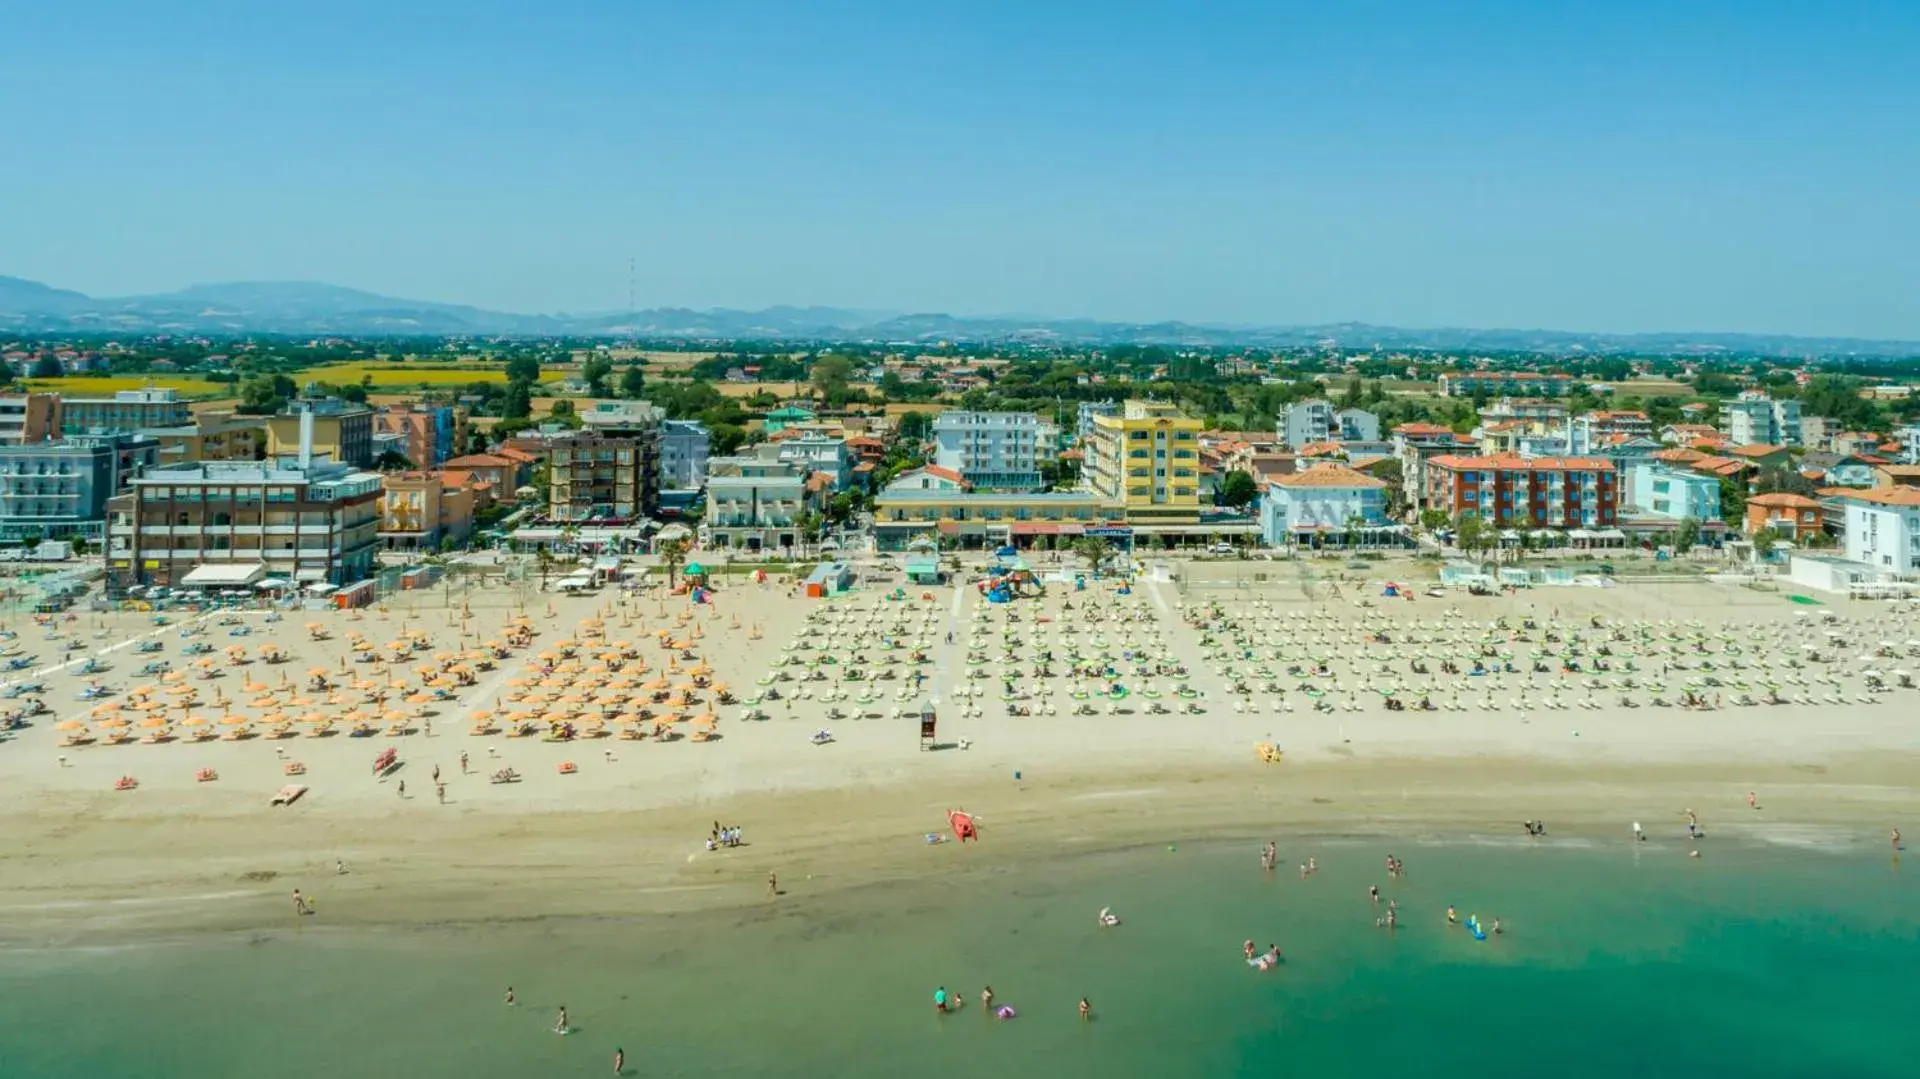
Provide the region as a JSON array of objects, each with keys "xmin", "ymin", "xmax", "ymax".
[{"xmin": 707, "ymin": 822, "xmax": 745, "ymax": 851}]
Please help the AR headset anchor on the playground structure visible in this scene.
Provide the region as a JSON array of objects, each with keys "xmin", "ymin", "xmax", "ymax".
[{"xmin": 981, "ymin": 550, "xmax": 1045, "ymax": 603}]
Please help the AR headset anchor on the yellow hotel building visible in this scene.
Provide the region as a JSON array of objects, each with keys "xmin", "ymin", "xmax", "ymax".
[{"xmin": 1080, "ymin": 400, "xmax": 1203, "ymax": 526}]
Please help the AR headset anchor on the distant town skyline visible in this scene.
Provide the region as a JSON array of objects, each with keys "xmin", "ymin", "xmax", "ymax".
[{"xmin": 2, "ymin": 2, "xmax": 1916, "ymax": 339}]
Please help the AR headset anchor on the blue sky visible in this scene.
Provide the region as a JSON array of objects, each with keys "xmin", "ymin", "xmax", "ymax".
[{"xmin": 3, "ymin": 1, "xmax": 1917, "ymax": 337}]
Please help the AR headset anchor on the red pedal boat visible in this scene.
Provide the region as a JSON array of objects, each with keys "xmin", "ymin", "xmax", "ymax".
[{"xmin": 949, "ymin": 809, "xmax": 977, "ymax": 842}]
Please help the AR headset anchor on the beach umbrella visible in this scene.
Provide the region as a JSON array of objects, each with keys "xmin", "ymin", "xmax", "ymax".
[
  {"xmin": 219, "ymin": 714, "xmax": 248, "ymax": 726},
  {"xmin": 180, "ymin": 716, "xmax": 208, "ymax": 728},
  {"xmin": 89, "ymin": 703, "xmax": 121, "ymax": 719},
  {"xmin": 138, "ymin": 716, "xmax": 168, "ymax": 729}
]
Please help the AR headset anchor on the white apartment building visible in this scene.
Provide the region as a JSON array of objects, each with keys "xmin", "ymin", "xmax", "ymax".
[
  {"xmin": 703, "ymin": 457, "xmax": 812, "ymax": 552},
  {"xmin": 1840, "ymin": 488, "xmax": 1920, "ymax": 574},
  {"xmin": 1076, "ymin": 400, "xmax": 1120, "ymax": 440},
  {"xmin": 658, "ymin": 419, "xmax": 710, "ymax": 490},
  {"xmin": 1278, "ymin": 400, "xmax": 1379, "ymax": 449},
  {"xmin": 932, "ymin": 410, "xmax": 1044, "ymax": 490},
  {"xmin": 1723, "ymin": 391, "xmax": 1802, "ymax": 447}
]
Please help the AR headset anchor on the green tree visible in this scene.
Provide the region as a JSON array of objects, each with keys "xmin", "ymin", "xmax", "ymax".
[
  {"xmin": 582, "ymin": 356, "xmax": 615, "ymax": 397},
  {"xmin": 1454, "ymin": 511, "xmax": 1489, "ymax": 555},
  {"xmin": 374, "ymin": 450, "xmax": 416, "ymax": 471},
  {"xmin": 1217, "ymin": 470, "xmax": 1258, "ymax": 508},
  {"xmin": 1070, "ymin": 536, "xmax": 1112, "ymax": 574},
  {"xmin": 501, "ymin": 381, "xmax": 532, "ymax": 420},
  {"xmin": 656, "ymin": 537, "xmax": 690, "ymax": 589},
  {"xmin": 1419, "ymin": 508, "xmax": 1452, "ymax": 532},
  {"xmin": 1718, "ymin": 475, "xmax": 1747, "ymax": 525},
  {"xmin": 1675, "ymin": 516, "xmax": 1700, "ymax": 554},
  {"xmin": 809, "ymin": 355, "xmax": 856, "ymax": 404},
  {"xmin": 896, "ymin": 410, "xmax": 933, "ymax": 443},
  {"xmin": 29, "ymin": 355, "xmax": 63, "ymax": 379},
  {"xmin": 618, "ymin": 364, "xmax": 646, "ymax": 399},
  {"xmin": 504, "ymin": 355, "xmax": 542, "ymax": 384}
]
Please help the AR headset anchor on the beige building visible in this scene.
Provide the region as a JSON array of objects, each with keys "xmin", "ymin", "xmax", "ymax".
[
  {"xmin": 142, "ymin": 411, "xmax": 266, "ymax": 464},
  {"xmin": 266, "ymin": 400, "xmax": 374, "ymax": 468},
  {"xmin": 377, "ymin": 471, "xmax": 477, "ymax": 553},
  {"xmin": 107, "ymin": 457, "xmax": 383, "ymax": 591},
  {"xmin": 0, "ymin": 392, "xmax": 60, "ymax": 444}
]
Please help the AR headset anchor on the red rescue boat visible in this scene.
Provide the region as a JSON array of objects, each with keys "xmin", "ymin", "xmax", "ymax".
[{"xmin": 948, "ymin": 809, "xmax": 977, "ymax": 842}]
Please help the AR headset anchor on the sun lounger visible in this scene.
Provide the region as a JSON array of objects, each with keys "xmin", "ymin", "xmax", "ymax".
[
  {"xmin": 269, "ymin": 784, "xmax": 308, "ymax": 806},
  {"xmin": 282, "ymin": 761, "xmax": 306, "ymax": 775}
]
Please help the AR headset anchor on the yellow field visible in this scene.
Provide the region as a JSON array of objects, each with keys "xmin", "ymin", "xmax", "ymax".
[
  {"xmin": 301, "ymin": 362, "xmax": 566, "ymax": 387},
  {"xmin": 23, "ymin": 375, "xmax": 224, "ymax": 397}
]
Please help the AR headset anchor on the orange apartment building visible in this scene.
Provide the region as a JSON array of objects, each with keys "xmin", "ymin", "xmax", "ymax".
[{"xmin": 1423, "ymin": 454, "xmax": 1618, "ymax": 528}]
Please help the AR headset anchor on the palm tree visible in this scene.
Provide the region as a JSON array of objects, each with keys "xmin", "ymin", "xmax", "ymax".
[
  {"xmin": 1070, "ymin": 537, "xmax": 1112, "ymax": 576},
  {"xmin": 658, "ymin": 537, "xmax": 690, "ymax": 590}
]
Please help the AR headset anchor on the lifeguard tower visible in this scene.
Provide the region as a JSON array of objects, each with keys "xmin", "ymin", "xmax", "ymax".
[{"xmin": 919, "ymin": 699, "xmax": 937, "ymax": 750}]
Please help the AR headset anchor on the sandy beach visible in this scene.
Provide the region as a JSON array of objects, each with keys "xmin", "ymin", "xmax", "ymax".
[{"xmin": 3, "ymin": 558, "xmax": 1917, "ymax": 947}]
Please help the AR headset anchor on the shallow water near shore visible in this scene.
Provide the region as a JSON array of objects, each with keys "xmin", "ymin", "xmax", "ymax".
[{"xmin": 3, "ymin": 835, "xmax": 1917, "ymax": 1078}]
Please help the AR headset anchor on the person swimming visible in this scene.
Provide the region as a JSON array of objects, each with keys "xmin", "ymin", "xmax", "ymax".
[
  {"xmin": 1447, "ymin": 905, "xmax": 1458, "ymax": 925},
  {"xmin": 1098, "ymin": 906, "xmax": 1120, "ymax": 927},
  {"xmin": 995, "ymin": 1005, "xmax": 1017, "ymax": 1020},
  {"xmin": 1244, "ymin": 939, "xmax": 1257, "ymax": 959}
]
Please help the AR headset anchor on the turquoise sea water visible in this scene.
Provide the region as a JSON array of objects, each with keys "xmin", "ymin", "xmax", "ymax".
[{"xmin": 3, "ymin": 836, "xmax": 1916, "ymax": 1078}]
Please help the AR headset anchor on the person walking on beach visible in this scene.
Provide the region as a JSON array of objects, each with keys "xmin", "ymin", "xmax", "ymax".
[
  {"xmin": 767, "ymin": 871, "xmax": 778, "ymax": 896},
  {"xmin": 431, "ymin": 763, "xmax": 440, "ymax": 784},
  {"xmin": 1747, "ymin": 790, "xmax": 1759, "ymax": 811},
  {"xmin": 460, "ymin": 751, "xmax": 469, "ymax": 775},
  {"xmin": 397, "ymin": 779, "xmax": 406, "ymax": 798},
  {"xmin": 436, "ymin": 782, "xmax": 446, "ymax": 804},
  {"xmin": 292, "ymin": 889, "xmax": 312, "ymax": 915}
]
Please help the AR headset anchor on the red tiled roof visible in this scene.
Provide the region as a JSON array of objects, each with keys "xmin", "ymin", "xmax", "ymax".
[
  {"xmin": 1838, "ymin": 486, "xmax": 1920, "ymax": 507},
  {"xmin": 923, "ymin": 465, "xmax": 965, "ymax": 484},
  {"xmin": 1427, "ymin": 454, "xmax": 1613, "ymax": 471},
  {"xmin": 1392, "ymin": 423, "xmax": 1453, "ymax": 435},
  {"xmin": 1272, "ymin": 464, "xmax": 1388, "ymax": 489},
  {"xmin": 1726, "ymin": 443, "xmax": 1786, "ymax": 458},
  {"xmin": 1690, "ymin": 456, "xmax": 1751, "ymax": 477},
  {"xmin": 1747, "ymin": 492, "xmax": 1820, "ymax": 509}
]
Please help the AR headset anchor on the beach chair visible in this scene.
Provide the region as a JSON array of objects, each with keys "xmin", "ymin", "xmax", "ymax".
[
  {"xmin": 269, "ymin": 784, "xmax": 307, "ymax": 806},
  {"xmin": 1256, "ymin": 742, "xmax": 1282, "ymax": 763},
  {"xmin": 282, "ymin": 761, "xmax": 306, "ymax": 775}
]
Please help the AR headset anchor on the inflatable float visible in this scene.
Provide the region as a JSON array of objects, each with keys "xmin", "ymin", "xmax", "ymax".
[
  {"xmin": 948, "ymin": 809, "xmax": 977, "ymax": 842},
  {"xmin": 1465, "ymin": 915, "xmax": 1487, "ymax": 941}
]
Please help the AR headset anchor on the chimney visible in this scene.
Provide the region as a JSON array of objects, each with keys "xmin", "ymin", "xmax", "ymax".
[{"xmin": 298, "ymin": 405, "xmax": 314, "ymax": 469}]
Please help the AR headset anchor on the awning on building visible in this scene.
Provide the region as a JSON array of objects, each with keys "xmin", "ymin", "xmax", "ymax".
[
  {"xmin": 180, "ymin": 563, "xmax": 267, "ymax": 588},
  {"xmin": 295, "ymin": 567, "xmax": 329, "ymax": 582}
]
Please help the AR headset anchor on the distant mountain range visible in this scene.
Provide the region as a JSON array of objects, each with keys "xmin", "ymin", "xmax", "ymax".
[{"xmin": 3, "ymin": 274, "xmax": 1916, "ymax": 358}]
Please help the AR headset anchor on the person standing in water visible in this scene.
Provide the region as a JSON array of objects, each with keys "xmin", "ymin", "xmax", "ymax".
[
  {"xmin": 504, "ymin": 986, "xmax": 515, "ymax": 1006},
  {"xmin": 613, "ymin": 1048, "xmax": 624, "ymax": 1074},
  {"xmin": 555, "ymin": 1006, "xmax": 569, "ymax": 1034},
  {"xmin": 1079, "ymin": 998, "xmax": 1092, "ymax": 1021}
]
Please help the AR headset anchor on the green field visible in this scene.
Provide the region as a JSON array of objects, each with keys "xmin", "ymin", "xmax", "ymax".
[{"xmin": 26, "ymin": 363, "xmax": 566, "ymax": 398}]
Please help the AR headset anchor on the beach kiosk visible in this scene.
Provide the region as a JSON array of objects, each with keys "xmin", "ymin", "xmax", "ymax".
[
  {"xmin": 919, "ymin": 699, "xmax": 937, "ymax": 750},
  {"xmin": 904, "ymin": 554, "xmax": 943, "ymax": 586}
]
